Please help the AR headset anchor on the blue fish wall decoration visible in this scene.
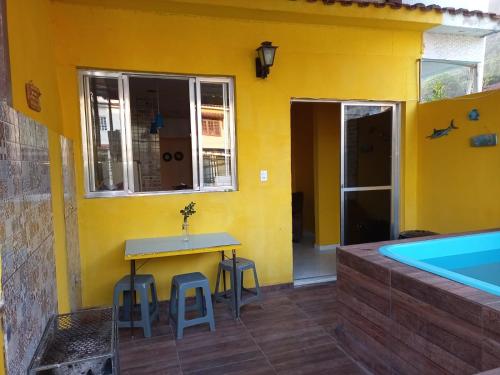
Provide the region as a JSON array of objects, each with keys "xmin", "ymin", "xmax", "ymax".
[{"xmin": 426, "ymin": 120, "xmax": 459, "ymax": 139}]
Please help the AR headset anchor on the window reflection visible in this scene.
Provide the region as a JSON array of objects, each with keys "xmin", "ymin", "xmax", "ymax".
[
  {"xmin": 200, "ymin": 82, "xmax": 232, "ymax": 187},
  {"xmin": 87, "ymin": 77, "xmax": 124, "ymax": 191},
  {"xmin": 344, "ymin": 106, "xmax": 392, "ymax": 188}
]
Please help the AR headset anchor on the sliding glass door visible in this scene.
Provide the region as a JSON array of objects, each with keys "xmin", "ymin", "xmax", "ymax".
[{"xmin": 340, "ymin": 103, "xmax": 399, "ymax": 245}]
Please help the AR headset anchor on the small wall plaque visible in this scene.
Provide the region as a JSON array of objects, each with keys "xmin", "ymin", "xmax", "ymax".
[
  {"xmin": 25, "ymin": 81, "xmax": 41, "ymax": 112},
  {"xmin": 470, "ymin": 133, "xmax": 497, "ymax": 147}
]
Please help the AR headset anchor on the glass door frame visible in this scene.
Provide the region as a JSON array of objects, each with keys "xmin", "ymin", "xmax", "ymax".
[{"xmin": 340, "ymin": 101, "xmax": 401, "ymax": 245}]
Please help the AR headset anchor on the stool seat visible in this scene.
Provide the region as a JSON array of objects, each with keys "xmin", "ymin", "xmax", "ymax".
[
  {"xmin": 116, "ymin": 274, "xmax": 155, "ymax": 288},
  {"xmin": 169, "ymin": 272, "xmax": 215, "ymax": 339},
  {"xmin": 220, "ymin": 257, "xmax": 255, "ymax": 271},
  {"xmin": 113, "ymin": 273, "xmax": 159, "ymax": 338},
  {"xmin": 173, "ymin": 272, "xmax": 207, "ymax": 286}
]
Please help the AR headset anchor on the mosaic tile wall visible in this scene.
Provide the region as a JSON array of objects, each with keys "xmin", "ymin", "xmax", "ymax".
[
  {"xmin": 0, "ymin": 102, "xmax": 57, "ymax": 375},
  {"xmin": 61, "ymin": 136, "xmax": 82, "ymax": 312}
]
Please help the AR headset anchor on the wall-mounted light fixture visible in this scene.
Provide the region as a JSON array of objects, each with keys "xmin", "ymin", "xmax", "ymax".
[{"xmin": 256, "ymin": 41, "xmax": 278, "ymax": 79}]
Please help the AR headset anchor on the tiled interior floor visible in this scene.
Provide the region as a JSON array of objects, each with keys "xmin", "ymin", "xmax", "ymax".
[
  {"xmin": 293, "ymin": 235, "xmax": 337, "ymax": 282},
  {"xmin": 119, "ymin": 283, "xmax": 367, "ymax": 374}
]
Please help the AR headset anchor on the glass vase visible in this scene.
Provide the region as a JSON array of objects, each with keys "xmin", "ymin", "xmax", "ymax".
[{"xmin": 182, "ymin": 222, "xmax": 189, "ymax": 242}]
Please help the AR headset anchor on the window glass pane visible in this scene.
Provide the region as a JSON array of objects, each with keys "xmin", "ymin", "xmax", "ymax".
[
  {"xmin": 128, "ymin": 77, "xmax": 193, "ymax": 192},
  {"xmin": 420, "ymin": 60, "xmax": 477, "ymax": 102},
  {"xmin": 344, "ymin": 106, "xmax": 392, "ymax": 188},
  {"xmin": 200, "ymin": 82, "xmax": 233, "ymax": 188},
  {"xmin": 484, "ymin": 33, "xmax": 500, "ymax": 91},
  {"xmin": 86, "ymin": 76, "xmax": 124, "ymax": 192}
]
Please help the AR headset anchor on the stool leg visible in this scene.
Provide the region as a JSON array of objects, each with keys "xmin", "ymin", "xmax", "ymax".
[
  {"xmin": 236, "ymin": 271, "xmax": 243, "ymax": 317},
  {"xmin": 201, "ymin": 287, "xmax": 207, "ymax": 315},
  {"xmin": 252, "ymin": 266, "xmax": 262, "ymax": 299},
  {"xmin": 214, "ymin": 264, "xmax": 222, "ymax": 303},
  {"xmin": 227, "ymin": 267, "xmax": 236, "ymax": 314},
  {"xmin": 194, "ymin": 287, "xmax": 203, "ymax": 314},
  {"xmin": 176, "ymin": 285, "xmax": 187, "ymax": 340},
  {"xmin": 113, "ymin": 286, "xmax": 121, "ymax": 309},
  {"xmin": 202, "ymin": 283, "xmax": 216, "ymax": 332},
  {"xmin": 122, "ymin": 291, "xmax": 132, "ymax": 321},
  {"xmin": 138, "ymin": 285, "xmax": 152, "ymax": 338},
  {"xmin": 150, "ymin": 282, "xmax": 160, "ymax": 321},
  {"xmin": 135, "ymin": 285, "xmax": 151, "ymax": 337},
  {"xmin": 169, "ymin": 282, "xmax": 177, "ymax": 323}
]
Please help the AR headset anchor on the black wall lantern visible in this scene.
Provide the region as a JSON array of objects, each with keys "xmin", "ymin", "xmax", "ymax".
[{"xmin": 256, "ymin": 41, "xmax": 278, "ymax": 79}]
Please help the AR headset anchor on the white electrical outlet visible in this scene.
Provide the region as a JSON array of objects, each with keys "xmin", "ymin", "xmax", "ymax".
[{"xmin": 260, "ymin": 170, "xmax": 268, "ymax": 182}]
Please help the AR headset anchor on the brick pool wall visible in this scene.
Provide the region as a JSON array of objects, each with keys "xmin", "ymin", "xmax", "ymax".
[{"xmin": 336, "ymin": 236, "xmax": 500, "ymax": 375}]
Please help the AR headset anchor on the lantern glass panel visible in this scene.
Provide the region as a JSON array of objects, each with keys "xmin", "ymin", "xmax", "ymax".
[{"xmin": 263, "ymin": 47, "xmax": 275, "ymax": 66}]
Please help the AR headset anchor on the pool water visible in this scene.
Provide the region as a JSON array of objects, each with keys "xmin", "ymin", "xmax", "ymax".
[
  {"xmin": 379, "ymin": 231, "xmax": 500, "ymax": 296},
  {"xmin": 423, "ymin": 249, "xmax": 500, "ymax": 287}
]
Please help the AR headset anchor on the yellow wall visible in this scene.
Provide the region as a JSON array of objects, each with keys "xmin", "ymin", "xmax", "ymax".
[
  {"xmin": 291, "ymin": 103, "xmax": 315, "ymax": 233},
  {"xmin": 47, "ymin": 0, "xmax": 430, "ymax": 306},
  {"xmin": 417, "ymin": 90, "xmax": 500, "ymax": 233},
  {"xmin": 314, "ymin": 103, "xmax": 341, "ymax": 246},
  {"xmin": 6, "ymin": 0, "xmax": 71, "ymax": 313},
  {"xmin": 6, "ymin": 0, "xmax": 62, "ymax": 134}
]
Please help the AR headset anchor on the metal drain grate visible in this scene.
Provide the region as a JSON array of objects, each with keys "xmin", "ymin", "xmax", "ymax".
[{"xmin": 29, "ymin": 308, "xmax": 118, "ymax": 374}]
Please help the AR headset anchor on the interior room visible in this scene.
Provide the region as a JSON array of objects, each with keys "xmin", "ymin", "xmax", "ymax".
[
  {"xmin": 290, "ymin": 102, "xmax": 340, "ymax": 284},
  {"xmin": 128, "ymin": 77, "xmax": 193, "ymax": 192}
]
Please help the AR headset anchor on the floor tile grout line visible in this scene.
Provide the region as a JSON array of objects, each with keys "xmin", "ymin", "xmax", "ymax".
[
  {"xmin": 170, "ymin": 315, "xmax": 267, "ymax": 374},
  {"xmin": 238, "ymin": 294, "xmax": 347, "ymax": 371},
  {"xmin": 292, "ymin": 292, "xmax": 373, "ymax": 375},
  {"xmin": 170, "ymin": 320, "xmax": 186, "ymax": 375},
  {"xmin": 239, "ymin": 312, "xmax": 279, "ymax": 375},
  {"xmin": 182, "ymin": 355, "xmax": 273, "ymax": 375}
]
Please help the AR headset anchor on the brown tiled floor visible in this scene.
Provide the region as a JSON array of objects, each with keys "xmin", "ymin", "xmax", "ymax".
[{"xmin": 119, "ymin": 283, "xmax": 368, "ymax": 374}]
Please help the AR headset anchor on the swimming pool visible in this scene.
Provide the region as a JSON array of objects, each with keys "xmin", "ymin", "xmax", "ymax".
[{"xmin": 379, "ymin": 231, "xmax": 500, "ymax": 296}]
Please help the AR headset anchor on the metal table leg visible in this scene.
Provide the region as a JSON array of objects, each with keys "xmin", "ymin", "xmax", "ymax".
[
  {"xmin": 129, "ymin": 259, "xmax": 136, "ymax": 337},
  {"xmin": 232, "ymin": 249, "xmax": 239, "ymax": 319},
  {"xmin": 221, "ymin": 251, "xmax": 227, "ymax": 298}
]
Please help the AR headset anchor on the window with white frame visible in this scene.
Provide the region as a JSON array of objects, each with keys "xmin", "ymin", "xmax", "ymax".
[
  {"xmin": 483, "ymin": 32, "xmax": 500, "ymax": 91},
  {"xmin": 99, "ymin": 116, "xmax": 107, "ymax": 131},
  {"xmin": 419, "ymin": 59, "xmax": 479, "ymax": 102},
  {"xmin": 79, "ymin": 71, "xmax": 236, "ymax": 196}
]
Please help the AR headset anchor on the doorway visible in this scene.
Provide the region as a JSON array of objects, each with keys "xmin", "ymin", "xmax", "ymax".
[{"xmin": 290, "ymin": 100, "xmax": 399, "ymax": 285}]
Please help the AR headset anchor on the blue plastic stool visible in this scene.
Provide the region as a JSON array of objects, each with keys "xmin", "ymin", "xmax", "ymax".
[
  {"xmin": 113, "ymin": 274, "xmax": 159, "ymax": 338},
  {"xmin": 214, "ymin": 257, "xmax": 262, "ymax": 317},
  {"xmin": 169, "ymin": 272, "xmax": 215, "ymax": 339}
]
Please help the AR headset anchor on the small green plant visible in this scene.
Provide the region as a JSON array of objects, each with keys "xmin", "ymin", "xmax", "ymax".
[
  {"xmin": 431, "ymin": 80, "xmax": 446, "ymax": 101},
  {"xmin": 180, "ymin": 202, "xmax": 196, "ymax": 226}
]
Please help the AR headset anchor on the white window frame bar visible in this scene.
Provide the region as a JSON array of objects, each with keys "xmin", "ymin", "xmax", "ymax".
[
  {"xmin": 189, "ymin": 77, "xmax": 200, "ymax": 191},
  {"xmin": 196, "ymin": 76, "xmax": 237, "ymax": 192},
  {"xmin": 79, "ymin": 69, "xmax": 237, "ymax": 198},
  {"xmin": 79, "ymin": 70, "xmax": 131, "ymax": 198}
]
